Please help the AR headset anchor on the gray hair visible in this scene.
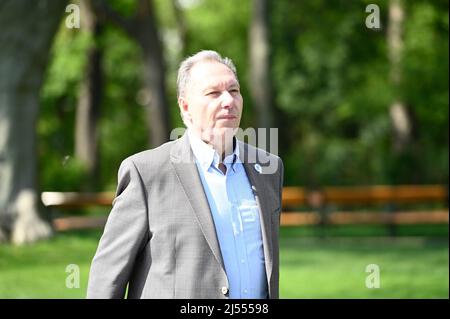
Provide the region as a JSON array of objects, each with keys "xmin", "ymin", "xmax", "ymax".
[{"xmin": 176, "ymin": 50, "xmax": 239, "ymax": 99}]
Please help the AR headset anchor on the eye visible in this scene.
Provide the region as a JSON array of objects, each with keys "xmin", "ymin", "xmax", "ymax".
[{"xmin": 206, "ymin": 91, "xmax": 220, "ymax": 97}]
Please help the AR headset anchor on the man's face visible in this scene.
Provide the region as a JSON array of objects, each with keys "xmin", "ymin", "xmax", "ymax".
[{"xmin": 179, "ymin": 61, "xmax": 243, "ymax": 140}]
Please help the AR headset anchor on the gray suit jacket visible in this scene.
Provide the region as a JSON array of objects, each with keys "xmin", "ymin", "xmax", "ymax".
[{"xmin": 86, "ymin": 132, "xmax": 283, "ymax": 299}]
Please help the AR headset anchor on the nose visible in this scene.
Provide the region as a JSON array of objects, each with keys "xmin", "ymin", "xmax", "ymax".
[{"xmin": 221, "ymin": 91, "xmax": 233, "ymax": 109}]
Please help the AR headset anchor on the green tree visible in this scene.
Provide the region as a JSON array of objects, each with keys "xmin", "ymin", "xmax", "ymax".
[{"xmin": 0, "ymin": 0, "xmax": 67, "ymax": 244}]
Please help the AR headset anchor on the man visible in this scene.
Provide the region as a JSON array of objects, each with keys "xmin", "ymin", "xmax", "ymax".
[{"xmin": 87, "ymin": 50, "xmax": 283, "ymax": 299}]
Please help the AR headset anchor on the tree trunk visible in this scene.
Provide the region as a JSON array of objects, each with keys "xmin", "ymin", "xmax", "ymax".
[
  {"xmin": 0, "ymin": 0, "xmax": 67, "ymax": 244},
  {"xmin": 249, "ymin": 0, "xmax": 273, "ymax": 129},
  {"xmin": 171, "ymin": 0, "xmax": 188, "ymax": 58},
  {"xmin": 94, "ymin": 0, "xmax": 170, "ymax": 147},
  {"xmin": 75, "ymin": 0, "xmax": 103, "ymax": 190},
  {"xmin": 388, "ymin": 0, "xmax": 412, "ymax": 152},
  {"xmin": 135, "ymin": 0, "xmax": 170, "ymax": 147}
]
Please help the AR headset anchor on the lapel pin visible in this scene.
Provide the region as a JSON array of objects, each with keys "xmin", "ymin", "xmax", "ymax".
[{"xmin": 254, "ymin": 163, "xmax": 262, "ymax": 174}]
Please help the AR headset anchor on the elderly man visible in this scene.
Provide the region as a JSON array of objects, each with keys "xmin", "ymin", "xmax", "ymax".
[{"xmin": 87, "ymin": 50, "xmax": 284, "ymax": 299}]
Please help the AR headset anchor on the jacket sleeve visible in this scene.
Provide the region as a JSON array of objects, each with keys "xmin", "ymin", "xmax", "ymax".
[
  {"xmin": 86, "ymin": 158, "xmax": 150, "ymax": 298},
  {"xmin": 279, "ymin": 157, "xmax": 284, "ymax": 210}
]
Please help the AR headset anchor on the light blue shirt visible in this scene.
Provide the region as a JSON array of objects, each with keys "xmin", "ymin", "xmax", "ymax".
[{"xmin": 187, "ymin": 130, "xmax": 268, "ymax": 299}]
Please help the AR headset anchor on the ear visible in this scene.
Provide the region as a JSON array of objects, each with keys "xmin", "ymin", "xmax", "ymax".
[
  {"xmin": 178, "ymin": 96, "xmax": 188, "ymax": 113},
  {"xmin": 178, "ymin": 96, "xmax": 192, "ymax": 123}
]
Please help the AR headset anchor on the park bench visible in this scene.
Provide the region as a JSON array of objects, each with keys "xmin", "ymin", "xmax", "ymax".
[
  {"xmin": 281, "ymin": 185, "xmax": 448, "ymax": 227},
  {"xmin": 42, "ymin": 185, "xmax": 448, "ymax": 231}
]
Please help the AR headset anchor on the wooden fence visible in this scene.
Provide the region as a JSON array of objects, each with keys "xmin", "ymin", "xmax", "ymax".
[{"xmin": 42, "ymin": 185, "xmax": 448, "ymax": 231}]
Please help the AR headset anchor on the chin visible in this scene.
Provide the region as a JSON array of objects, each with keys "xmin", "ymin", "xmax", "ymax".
[{"xmin": 214, "ymin": 127, "xmax": 238, "ymax": 138}]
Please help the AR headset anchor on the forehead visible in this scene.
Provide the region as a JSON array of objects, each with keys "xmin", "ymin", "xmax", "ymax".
[{"xmin": 188, "ymin": 61, "xmax": 238, "ymax": 89}]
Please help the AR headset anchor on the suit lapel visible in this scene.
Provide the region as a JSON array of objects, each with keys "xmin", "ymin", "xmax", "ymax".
[
  {"xmin": 169, "ymin": 134, "xmax": 275, "ymax": 288},
  {"xmin": 239, "ymin": 142, "xmax": 274, "ymax": 287},
  {"xmin": 170, "ymin": 133, "xmax": 226, "ymax": 271}
]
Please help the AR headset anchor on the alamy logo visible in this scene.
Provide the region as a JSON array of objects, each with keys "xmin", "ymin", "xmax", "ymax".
[
  {"xmin": 365, "ymin": 264, "xmax": 381, "ymax": 289},
  {"xmin": 65, "ymin": 4, "xmax": 80, "ymax": 29},
  {"xmin": 365, "ymin": 4, "xmax": 381, "ymax": 30},
  {"xmin": 65, "ymin": 264, "xmax": 80, "ymax": 289},
  {"xmin": 169, "ymin": 127, "xmax": 280, "ymax": 174}
]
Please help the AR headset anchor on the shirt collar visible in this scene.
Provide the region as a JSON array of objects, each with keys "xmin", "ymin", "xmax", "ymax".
[{"xmin": 187, "ymin": 129, "xmax": 240, "ymax": 172}]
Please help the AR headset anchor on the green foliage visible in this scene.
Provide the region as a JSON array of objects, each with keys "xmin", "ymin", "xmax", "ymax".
[
  {"xmin": 271, "ymin": 0, "xmax": 448, "ymax": 186},
  {"xmin": 40, "ymin": 7, "xmax": 148, "ymax": 191},
  {"xmin": 39, "ymin": 24, "xmax": 91, "ymax": 191},
  {"xmin": 98, "ymin": 26, "xmax": 148, "ymax": 190},
  {"xmin": 401, "ymin": 0, "xmax": 449, "ymax": 183},
  {"xmin": 38, "ymin": 0, "xmax": 448, "ymax": 191}
]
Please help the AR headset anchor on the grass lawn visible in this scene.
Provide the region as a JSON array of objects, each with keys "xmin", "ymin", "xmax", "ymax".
[
  {"xmin": 0, "ymin": 226, "xmax": 448, "ymax": 298},
  {"xmin": 0, "ymin": 230, "xmax": 100, "ymax": 298}
]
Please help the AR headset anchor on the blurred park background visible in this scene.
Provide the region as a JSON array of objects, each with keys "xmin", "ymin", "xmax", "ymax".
[{"xmin": 0, "ymin": 0, "xmax": 448, "ymax": 298}]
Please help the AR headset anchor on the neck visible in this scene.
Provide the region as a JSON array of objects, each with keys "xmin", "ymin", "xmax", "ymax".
[
  {"xmin": 190, "ymin": 127, "xmax": 235, "ymax": 161},
  {"xmin": 211, "ymin": 135, "xmax": 234, "ymax": 161}
]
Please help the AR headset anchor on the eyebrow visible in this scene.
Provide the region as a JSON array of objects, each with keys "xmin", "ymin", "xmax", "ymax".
[{"xmin": 203, "ymin": 81, "xmax": 240, "ymax": 92}]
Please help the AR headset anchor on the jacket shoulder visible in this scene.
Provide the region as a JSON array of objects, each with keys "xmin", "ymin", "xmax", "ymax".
[
  {"xmin": 120, "ymin": 139, "xmax": 178, "ymax": 172},
  {"xmin": 239, "ymin": 140, "xmax": 282, "ymax": 163}
]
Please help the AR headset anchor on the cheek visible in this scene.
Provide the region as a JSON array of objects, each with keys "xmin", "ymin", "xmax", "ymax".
[
  {"xmin": 189, "ymin": 100, "xmax": 205, "ymax": 119},
  {"xmin": 236, "ymin": 95, "xmax": 243, "ymax": 107},
  {"xmin": 207, "ymin": 102, "xmax": 220, "ymax": 118},
  {"xmin": 192, "ymin": 102, "xmax": 215, "ymax": 126},
  {"xmin": 207, "ymin": 109, "xmax": 218, "ymax": 125},
  {"xmin": 237, "ymin": 100, "xmax": 243, "ymax": 116}
]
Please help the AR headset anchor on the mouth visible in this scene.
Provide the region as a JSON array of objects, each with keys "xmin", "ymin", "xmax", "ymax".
[{"xmin": 217, "ymin": 115, "xmax": 237, "ymax": 120}]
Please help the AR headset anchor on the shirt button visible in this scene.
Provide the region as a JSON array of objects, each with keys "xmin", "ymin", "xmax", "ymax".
[
  {"xmin": 243, "ymin": 289, "xmax": 248, "ymax": 294},
  {"xmin": 241, "ymin": 259, "xmax": 245, "ymax": 263},
  {"xmin": 221, "ymin": 287, "xmax": 229, "ymax": 295}
]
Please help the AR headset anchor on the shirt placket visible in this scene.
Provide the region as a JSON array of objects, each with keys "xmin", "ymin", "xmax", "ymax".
[{"xmin": 227, "ymin": 168, "xmax": 252, "ymax": 298}]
